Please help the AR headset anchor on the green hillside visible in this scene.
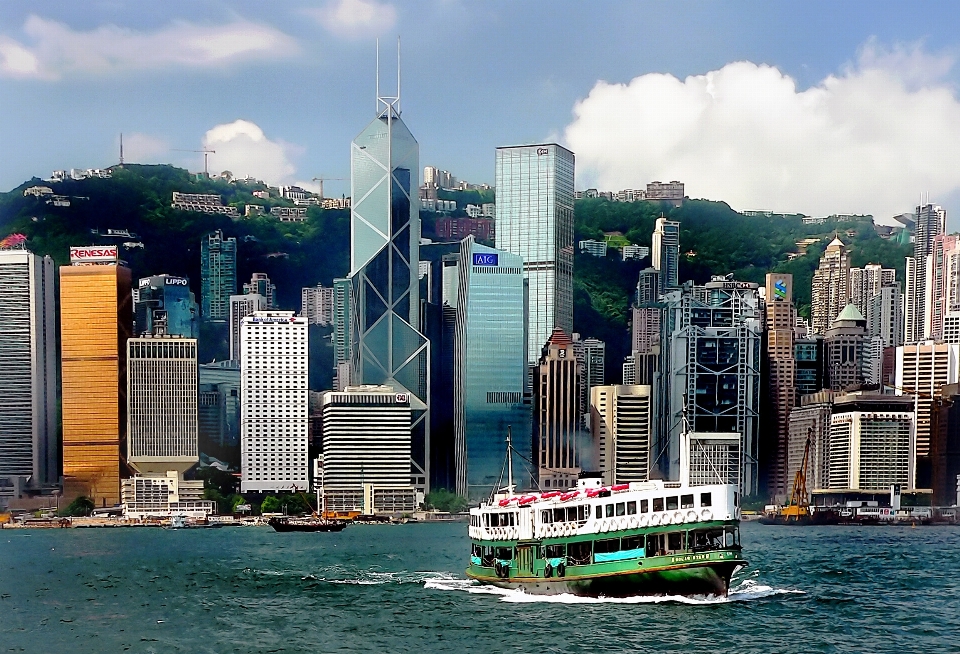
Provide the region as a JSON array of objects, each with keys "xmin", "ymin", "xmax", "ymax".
[{"xmin": 0, "ymin": 165, "xmax": 911, "ymax": 383}]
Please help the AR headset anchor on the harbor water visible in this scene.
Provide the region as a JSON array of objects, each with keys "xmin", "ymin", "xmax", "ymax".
[{"xmin": 2, "ymin": 521, "xmax": 959, "ymax": 653}]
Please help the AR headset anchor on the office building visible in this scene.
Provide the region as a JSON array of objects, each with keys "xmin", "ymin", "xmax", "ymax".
[
  {"xmin": 319, "ymin": 385, "xmax": 416, "ymax": 514},
  {"xmin": 229, "ymin": 293, "xmax": 267, "ymax": 361},
  {"xmin": 301, "ymin": 283, "xmax": 334, "ymax": 326},
  {"xmin": 0, "ymin": 246, "xmax": 57, "ymax": 487},
  {"xmin": 930, "ymin": 234, "xmax": 960, "ymax": 342},
  {"xmin": 198, "ymin": 359, "xmax": 241, "ymax": 452},
  {"xmin": 121, "ymin": 471, "xmax": 213, "ymax": 519},
  {"xmin": 348, "ymin": 73, "xmax": 430, "ymax": 491},
  {"xmin": 932, "ymin": 384, "xmax": 960, "ymax": 505},
  {"xmin": 452, "ymin": 239, "xmax": 529, "ymax": 498},
  {"xmin": 134, "ymin": 274, "xmax": 199, "ymax": 338},
  {"xmin": 657, "ymin": 277, "xmax": 762, "ymax": 494},
  {"xmin": 573, "ymin": 334, "xmax": 605, "ymax": 427},
  {"xmin": 495, "ymin": 143, "xmax": 576, "ymax": 363},
  {"xmin": 240, "ymin": 311, "xmax": 309, "ymax": 493},
  {"xmin": 651, "ymin": 217, "xmax": 680, "ymax": 291},
  {"xmin": 764, "ymin": 273, "xmax": 797, "ymax": 500},
  {"xmin": 331, "ymin": 277, "xmax": 352, "ymax": 389},
  {"xmin": 811, "ymin": 237, "xmax": 850, "ymax": 335},
  {"xmin": 786, "ymin": 390, "xmax": 834, "ymax": 495},
  {"xmin": 631, "ymin": 267, "xmax": 661, "ymax": 355},
  {"xmin": 243, "ymin": 272, "xmax": 276, "ymax": 309},
  {"xmin": 200, "ymin": 230, "xmax": 237, "ymax": 321},
  {"xmin": 794, "ymin": 337, "xmax": 825, "ymax": 397},
  {"xmin": 905, "ymin": 204, "xmax": 947, "ymax": 343},
  {"xmin": 868, "ymin": 284, "xmax": 904, "ymax": 348},
  {"xmin": 126, "ymin": 334, "xmax": 198, "ymax": 474},
  {"xmin": 590, "ymin": 385, "xmax": 653, "ymax": 485},
  {"xmin": 534, "ymin": 328, "xmax": 582, "ymax": 488},
  {"xmin": 895, "ymin": 341, "xmax": 960, "ymax": 469},
  {"xmin": 850, "ymin": 264, "xmax": 895, "ymax": 322},
  {"xmin": 60, "ymin": 246, "xmax": 133, "ymax": 505},
  {"xmin": 824, "ymin": 304, "xmax": 867, "ymax": 391}
]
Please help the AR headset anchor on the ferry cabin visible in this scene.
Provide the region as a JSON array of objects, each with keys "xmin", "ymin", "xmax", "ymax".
[{"xmin": 467, "ymin": 479, "xmax": 741, "ymax": 580}]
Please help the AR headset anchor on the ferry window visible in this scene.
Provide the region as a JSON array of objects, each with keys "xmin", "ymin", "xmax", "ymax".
[
  {"xmin": 495, "ymin": 547, "xmax": 513, "ymax": 561},
  {"xmin": 553, "ymin": 508, "xmax": 565, "ymax": 523},
  {"xmin": 667, "ymin": 532, "xmax": 683, "ymax": 552},
  {"xmin": 472, "ymin": 544, "xmax": 481, "ymax": 557},
  {"xmin": 621, "ymin": 535, "xmax": 642, "ymax": 551},
  {"xmin": 681, "ymin": 494, "xmax": 694, "ymax": 509},
  {"xmin": 594, "ymin": 538, "xmax": 621, "ymax": 554},
  {"xmin": 666, "ymin": 496, "xmax": 679, "ymax": 511},
  {"xmin": 627, "ymin": 501, "xmax": 637, "ymax": 515},
  {"xmin": 568, "ymin": 542, "xmax": 592, "ymax": 565},
  {"xmin": 511, "ymin": 513, "xmax": 516, "ymax": 526},
  {"xmin": 605, "ymin": 504, "xmax": 614, "ymax": 518},
  {"xmin": 579, "ymin": 505, "xmax": 589, "ymax": 521},
  {"xmin": 545, "ymin": 544, "xmax": 565, "ymax": 558},
  {"xmin": 595, "ymin": 505, "xmax": 602, "ymax": 520},
  {"xmin": 541, "ymin": 510, "xmax": 552, "ymax": 523},
  {"xmin": 700, "ymin": 492, "xmax": 712, "ymax": 507},
  {"xmin": 483, "ymin": 514, "xmax": 489, "ymax": 527},
  {"xmin": 566, "ymin": 507, "xmax": 578, "ymax": 522},
  {"xmin": 646, "ymin": 533, "xmax": 664, "ymax": 557},
  {"xmin": 653, "ymin": 498, "xmax": 664, "ymax": 512},
  {"xmin": 615, "ymin": 503, "xmax": 626, "ymax": 516},
  {"xmin": 482, "ymin": 546, "xmax": 495, "ymax": 566},
  {"xmin": 640, "ymin": 499, "xmax": 649, "ymax": 513},
  {"xmin": 734, "ymin": 491, "xmax": 739, "ymax": 507}
]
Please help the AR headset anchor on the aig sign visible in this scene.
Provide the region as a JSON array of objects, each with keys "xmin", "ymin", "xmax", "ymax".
[{"xmin": 472, "ymin": 253, "xmax": 498, "ymax": 267}]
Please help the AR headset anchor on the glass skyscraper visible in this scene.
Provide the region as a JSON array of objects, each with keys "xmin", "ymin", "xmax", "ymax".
[
  {"xmin": 348, "ymin": 79, "xmax": 430, "ymax": 489},
  {"xmin": 135, "ymin": 274, "xmax": 199, "ymax": 338},
  {"xmin": 200, "ymin": 230, "xmax": 236, "ymax": 321},
  {"xmin": 495, "ymin": 144, "xmax": 575, "ymax": 362},
  {"xmin": 452, "ymin": 237, "xmax": 529, "ymax": 498}
]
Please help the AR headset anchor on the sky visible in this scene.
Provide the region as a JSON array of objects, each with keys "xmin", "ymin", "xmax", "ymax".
[{"xmin": 2, "ymin": 0, "xmax": 960, "ymax": 226}]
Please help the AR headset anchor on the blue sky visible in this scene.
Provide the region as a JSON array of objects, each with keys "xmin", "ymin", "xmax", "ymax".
[{"xmin": 2, "ymin": 1, "xmax": 960, "ymax": 223}]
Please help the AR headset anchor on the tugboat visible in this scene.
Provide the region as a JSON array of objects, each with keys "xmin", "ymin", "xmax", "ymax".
[
  {"xmin": 268, "ymin": 489, "xmax": 348, "ymax": 533},
  {"xmin": 466, "ymin": 430, "xmax": 747, "ymax": 597}
]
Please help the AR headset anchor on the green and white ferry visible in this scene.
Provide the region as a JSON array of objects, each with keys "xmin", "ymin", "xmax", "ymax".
[{"xmin": 466, "ymin": 444, "xmax": 746, "ymax": 597}]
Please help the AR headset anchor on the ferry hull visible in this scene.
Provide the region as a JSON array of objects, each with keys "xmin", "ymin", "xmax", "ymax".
[{"xmin": 467, "ymin": 559, "xmax": 744, "ymax": 598}]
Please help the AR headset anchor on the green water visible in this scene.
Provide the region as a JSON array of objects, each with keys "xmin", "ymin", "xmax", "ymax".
[{"xmin": 1, "ymin": 521, "xmax": 958, "ymax": 653}]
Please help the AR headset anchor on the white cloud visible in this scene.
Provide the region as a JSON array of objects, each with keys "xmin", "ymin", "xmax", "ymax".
[
  {"xmin": 202, "ymin": 120, "xmax": 297, "ymax": 185},
  {"xmin": 564, "ymin": 41, "xmax": 960, "ymax": 221},
  {"xmin": 121, "ymin": 133, "xmax": 168, "ymax": 163},
  {"xmin": 0, "ymin": 15, "xmax": 299, "ymax": 79},
  {"xmin": 306, "ymin": 0, "xmax": 397, "ymax": 39}
]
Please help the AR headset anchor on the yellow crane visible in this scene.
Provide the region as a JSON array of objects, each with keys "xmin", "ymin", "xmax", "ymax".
[
  {"xmin": 782, "ymin": 429, "xmax": 812, "ymax": 520},
  {"xmin": 172, "ymin": 148, "xmax": 216, "ymax": 176}
]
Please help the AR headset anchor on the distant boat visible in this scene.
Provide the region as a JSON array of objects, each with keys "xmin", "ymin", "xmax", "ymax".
[{"xmin": 268, "ymin": 517, "xmax": 347, "ymax": 532}]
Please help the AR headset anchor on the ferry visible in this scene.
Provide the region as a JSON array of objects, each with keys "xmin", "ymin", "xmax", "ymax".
[{"xmin": 466, "ymin": 436, "xmax": 746, "ymax": 597}]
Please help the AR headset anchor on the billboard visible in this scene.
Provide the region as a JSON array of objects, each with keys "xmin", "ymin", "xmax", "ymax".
[{"xmin": 70, "ymin": 246, "xmax": 118, "ymax": 263}]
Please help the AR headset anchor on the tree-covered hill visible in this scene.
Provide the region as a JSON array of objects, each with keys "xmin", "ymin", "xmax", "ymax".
[{"xmin": 0, "ymin": 165, "xmax": 912, "ymax": 384}]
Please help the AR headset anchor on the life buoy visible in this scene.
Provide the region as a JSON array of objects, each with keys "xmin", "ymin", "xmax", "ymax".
[
  {"xmin": 629, "ymin": 517, "xmax": 638, "ymax": 529},
  {"xmin": 620, "ymin": 518, "xmax": 628, "ymax": 530},
  {"xmin": 650, "ymin": 513, "xmax": 661, "ymax": 526},
  {"xmin": 686, "ymin": 510, "xmax": 698, "ymax": 523},
  {"xmin": 556, "ymin": 562, "xmax": 566, "ymax": 578},
  {"xmin": 700, "ymin": 508, "xmax": 713, "ymax": 521},
  {"xmin": 639, "ymin": 514, "xmax": 649, "ymax": 527},
  {"xmin": 671, "ymin": 511, "xmax": 682, "ymax": 525},
  {"xmin": 544, "ymin": 562, "xmax": 553, "ymax": 578},
  {"xmin": 593, "ymin": 522, "xmax": 601, "ymax": 534},
  {"xmin": 602, "ymin": 521, "xmax": 610, "ymax": 533}
]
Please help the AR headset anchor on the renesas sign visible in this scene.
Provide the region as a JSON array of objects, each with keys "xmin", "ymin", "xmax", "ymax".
[
  {"xmin": 472, "ymin": 253, "xmax": 498, "ymax": 267},
  {"xmin": 69, "ymin": 246, "xmax": 118, "ymax": 263}
]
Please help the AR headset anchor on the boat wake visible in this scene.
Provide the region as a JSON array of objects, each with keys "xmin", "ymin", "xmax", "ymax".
[
  {"xmin": 423, "ymin": 570, "xmax": 803, "ymax": 605},
  {"xmin": 246, "ymin": 566, "xmax": 458, "ymax": 586}
]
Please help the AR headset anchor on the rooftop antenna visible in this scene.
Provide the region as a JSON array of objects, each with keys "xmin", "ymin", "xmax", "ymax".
[
  {"xmin": 375, "ymin": 37, "xmax": 401, "ymax": 119},
  {"xmin": 119, "ymin": 133, "xmax": 124, "ymax": 167}
]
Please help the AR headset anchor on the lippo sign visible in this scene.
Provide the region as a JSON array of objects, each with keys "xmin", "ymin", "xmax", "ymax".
[{"xmin": 70, "ymin": 246, "xmax": 118, "ymax": 263}]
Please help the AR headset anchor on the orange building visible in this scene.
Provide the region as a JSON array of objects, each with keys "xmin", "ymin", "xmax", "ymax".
[{"xmin": 60, "ymin": 250, "xmax": 132, "ymax": 506}]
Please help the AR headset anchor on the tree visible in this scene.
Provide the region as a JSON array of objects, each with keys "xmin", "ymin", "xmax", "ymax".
[
  {"xmin": 424, "ymin": 489, "xmax": 468, "ymax": 513},
  {"xmin": 260, "ymin": 495, "xmax": 282, "ymax": 514},
  {"xmin": 60, "ymin": 496, "xmax": 94, "ymax": 517}
]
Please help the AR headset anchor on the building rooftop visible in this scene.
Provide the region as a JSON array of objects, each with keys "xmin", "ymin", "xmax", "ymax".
[{"xmin": 834, "ymin": 303, "xmax": 865, "ymax": 323}]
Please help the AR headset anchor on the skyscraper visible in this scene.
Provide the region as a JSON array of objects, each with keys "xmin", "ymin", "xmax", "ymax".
[
  {"xmin": 495, "ymin": 143, "xmax": 575, "ymax": 363},
  {"xmin": 929, "ymin": 233, "xmax": 960, "ymax": 342},
  {"xmin": 850, "ymin": 264, "xmax": 895, "ymax": 323},
  {"xmin": 811, "ymin": 237, "xmax": 850, "ymax": 335},
  {"xmin": 452, "ymin": 237, "xmax": 528, "ymax": 497},
  {"xmin": 331, "ymin": 277, "xmax": 352, "ymax": 389},
  {"xmin": 0, "ymin": 245, "xmax": 57, "ymax": 486},
  {"xmin": 764, "ymin": 273, "xmax": 797, "ymax": 500},
  {"xmin": 651, "ymin": 217, "xmax": 680, "ymax": 290},
  {"xmin": 348, "ymin": 59, "xmax": 430, "ymax": 490},
  {"xmin": 301, "ymin": 283, "xmax": 334, "ymax": 326},
  {"xmin": 200, "ymin": 230, "xmax": 237, "ymax": 321},
  {"xmin": 573, "ymin": 334, "xmax": 605, "ymax": 428},
  {"xmin": 134, "ymin": 274, "xmax": 199, "ymax": 338},
  {"xmin": 590, "ymin": 385, "xmax": 653, "ymax": 485},
  {"xmin": 905, "ymin": 203, "xmax": 947, "ymax": 343},
  {"xmin": 126, "ymin": 334, "xmax": 198, "ymax": 474},
  {"xmin": 243, "ymin": 272, "xmax": 276, "ymax": 309},
  {"xmin": 60, "ymin": 246, "xmax": 132, "ymax": 505},
  {"xmin": 824, "ymin": 304, "xmax": 867, "ymax": 391},
  {"xmin": 240, "ymin": 311, "xmax": 309, "ymax": 493},
  {"xmin": 229, "ymin": 293, "xmax": 266, "ymax": 361},
  {"xmin": 534, "ymin": 328, "xmax": 581, "ymax": 488}
]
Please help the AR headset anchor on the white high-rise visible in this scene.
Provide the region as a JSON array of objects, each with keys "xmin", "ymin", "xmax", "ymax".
[
  {"xmin": 651, "ymin": 217, "xmax": 680, "ymax": 290},
  {"xmin": 240, "ymin": 311, "xmax": 309, "ymax": 493},
  {"xmin": 127, "ymin": 334, "xmax": 199, "ymax": 474},
  {"xmin": 590, "ymin": 385, "xmax": 653, "ymax": 485},
  {"xmin": 301, "ymin": 284, "xmax": 334, "ymax": 326},
  {"xmin": 905, "ymin": 203, "xmax": 947, "ymax": 343},
  {"xmin": 0, "ymin": 247, "xmax": 57, "ymax": 486},
  {"xmin": 495, "ymin": 143, "xmax": 575, "ymax": 363}
]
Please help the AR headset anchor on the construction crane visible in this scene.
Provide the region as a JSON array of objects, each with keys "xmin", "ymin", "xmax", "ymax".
[
  {"xmin": 783, "ymin": 429, "xmax": 813, "ymax": 521},
  {"xmin": 173, "ymin": 148, "xmax": 216, "ymax": 176},
  {"xmin": 311, "ymin": 176, "xmax": 346, "ymax": 199}
]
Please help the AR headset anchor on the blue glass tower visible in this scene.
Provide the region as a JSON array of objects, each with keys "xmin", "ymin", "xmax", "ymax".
[
  {"xmin": 348, "ymin": 50, "xmax": 431, "ymax": 490},
  {"xmin": 135, "ymin": 274, "xmax": 199, "ymax": 338},
  {"xmin": 453, "ymin": 237, "xmax": 529, "ymax": 498}
]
